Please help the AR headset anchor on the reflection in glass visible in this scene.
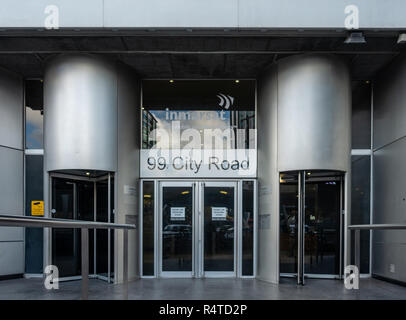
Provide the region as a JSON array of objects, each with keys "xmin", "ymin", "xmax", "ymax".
[
  {"xmin": 143, "ymin": 181, "xmax": 155, "ymax": 276},
  {"xmin": 204, "ymin": 186, "xmax": 234, "ymax": 272},
  {"xmin": 25, "ymin": 106, "xmax": 44, "ymax": 149},
  {"xmin": 162, "ymin": 187, "xmax": 193, "ymax": 272},
  {"xmin": 51, "ymin": 178, "xmax": 79, "ymax": 277},
  {"xmin": 304, "ymin": 178, "xmax": 341, "ymax": 275},
  {"xmin": 242, "ymin": 181, "xmax": 254, "ymax": 276},
  {"xmin": 142, "ymin": 80, "xmax": 256, "ymax": 150},
  {"xmin": 279, "ymin": 173, "xmax": 299, "ymax": 274}
]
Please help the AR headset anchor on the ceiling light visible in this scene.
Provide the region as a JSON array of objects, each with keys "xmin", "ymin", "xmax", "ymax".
[
  {"xmin": 85, "ymin": 172, "xmax": 90, "ymax": 176},
  {"xmin": 169, "ymin": 80, "xmax": 174, "ymax": 83},
  {"xmin": 219, "ymin": 191, "xmax": 228, "ymax": 195},
  {"xmin": 235, "ymin": 80, "xmax": 240, "ymax": 83},
  {"xmin": 397, "ymin": 33, "xmax": 406, "ymax": 44},
  {"xmin": 344, "ymin": 32, "xmax": 366, "ymax": 44},
  {"xmin": 181, "ymin": 191, "xmax": 190, "ymax": 195}
]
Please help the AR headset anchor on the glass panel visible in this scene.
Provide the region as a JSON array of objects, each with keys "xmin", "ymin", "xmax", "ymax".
[
  {"xmin": 51, "ymin": 178, "xmax": 79, "ymax": 277},
  {"xmin": 96, "ymin": 179, "xmax": 109, "ymax": 277},
  {"xmin": 204, "ymin": 186, "xmax": 235, "ymax": 272},
  {"xmin": 25, "ymin": 80, "xmax": 44, "ymax": 149},
  {"xmin": 351, "ymin": 155, "xmax": 371, "ymax": 273},
  {"xmin": 242, "ymin": 181, "xmax": 254, "ymax": 276},
  {"xmin": 304, "ymin": 175, "xmax": 341, "ymax": 275},
  {"xmin": 110, "ymin": 177, "xmax": 115, "ymax": 280},
  {"xmin": 162, "ymin": 186, "xmax": 193, "ymax": 272},
  {"xmin": 142, "ymin": 80, "xmax": 256, "ymax": 150},
  {"xmin": 142, "ymin": 181, "xmax": 155, "ymax": 276},
  {"xmin": 25, "ymin": 155, "xmax": 44, "ymax": 273},
  {"xmin": 77, "ymin": 180, "xmax": 95, "ymax": 275},
  {"xmin": 279, "ymin": 173, "xmax": 299, "ymax": 274},
  {"xmin": 352, "ymin": 81, "xmax": 371, "ymax": 149}
]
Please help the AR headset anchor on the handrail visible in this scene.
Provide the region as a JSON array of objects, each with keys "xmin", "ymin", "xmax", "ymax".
[
  {"xmin": 0, "ymin": 214, "xmax": 135, "ymax": 229},
  {"xmin": 0, "ymin": 214, "xmax": 136, "ymax": 300},
  {"xmin": 348, "ymin": 224, "xmax": 406, "ymax": 287},
  {"xmin": 348, "ymin": 224, "xmax": 406, "ymax": 230}
]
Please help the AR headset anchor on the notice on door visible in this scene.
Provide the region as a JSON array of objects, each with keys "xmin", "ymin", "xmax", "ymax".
[
  {"xmin": 212, "ymin": 207, "xmax": 227, "ymax": 221},
  {"xmin": 170, "ymin": 207, "xmax": 185, "ymax": 221},
  {"xmin": 31, "ymin": 201, "xmax": 44, "ymax": 216}
]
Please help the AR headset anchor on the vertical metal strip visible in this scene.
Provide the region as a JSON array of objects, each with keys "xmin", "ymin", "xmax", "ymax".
[
  {"xmin": 94, "ymin": 181, "xmax": 97, "ymax": 276},
  {"xmin": 123, "ymin": 229, "xmax": 128, "ymax": 300},
  {"xmin": 369, "ymin": 82, "xmax": 374, "ymax": 276},
  {"xmin": 297, "ymin": 171, "xmax": 305, "ymax": 285},
  {"xmin": 238, "ymin": 181, "xmax": 243, "ymax": 277},
  {"xmin": 338, "ymin": 176, "xmax": 343, "ymax": 279},
  {"xmin": 107, "ymin": 173, "xmax": 111, "ymax": 283},
  {"xmin": 81, "ymin": 228, "xmax": 89, "ymax": 300},
  {"xmin": 354, "ymin": 229, "xmax": 361, "ymax": 274},
  {"xmin": 139, "ymin": 180, "xmax": 143, "ymax": 277}
]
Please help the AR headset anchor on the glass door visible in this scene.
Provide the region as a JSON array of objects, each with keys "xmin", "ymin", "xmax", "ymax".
[
  {"xmin": 202, "ymin": 181, "xmax": 237, "ymax": 277},
  {"xmin": 279, "ymin": 171, "xmax": 344, "ymax": 284},
  {"xmin": 51, "ymin": 178, "xmax": 79, "ymax": 278},
  {"xmin": 50, "ymin": 173, "xmax": 114, "ymax": 282},
  {"xmin": 159, "ymin": 182, "xmax": 195, "ymax": 277}
]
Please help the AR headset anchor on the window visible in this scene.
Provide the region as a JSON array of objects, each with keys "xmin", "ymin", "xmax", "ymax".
[
  {"xmin": 142, "ymin": 181, "xmax": 155, "ymax": 276},
  {"xmin": 242, "ymin": 181, "xmax": 255, "ymax": 276},
  {"xmin": 141, "ymin": 80, "xmax": 256, "ymax": 150},
  {"xmin": 352, "ymin": 81, "xmax": 371, "ymax": 149},
  {"xmin": 25, "ymin": 155, "xmax": 44, "ymax": 273},
  {"xmin": 351, "ymin": 155, "xmax": 371, "ymax": 273},
  {"xmin": 25, "ymin": 80, "xmax": 43, "ymax": 149}
]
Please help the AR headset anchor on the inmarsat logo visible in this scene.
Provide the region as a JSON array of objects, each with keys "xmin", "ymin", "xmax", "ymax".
[{"xmin": 217, "ymin": 93, "xmax": 234, "ymax": 109}]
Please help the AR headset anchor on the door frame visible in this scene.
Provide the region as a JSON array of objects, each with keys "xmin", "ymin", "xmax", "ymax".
[
  {"xmin": 158, "ymin": 181, "xmax": 196, "ymax": 278},
  {"xmin": 200, "ymin": 181, "xmax": 238, "ymax": 278},
  {"xmin": 141, "ymin": 179, "xmax": 257, "ymax": 279},
  {"xmin": 279, "ymin": 171, "xmax": 345, "ymax": 283}
]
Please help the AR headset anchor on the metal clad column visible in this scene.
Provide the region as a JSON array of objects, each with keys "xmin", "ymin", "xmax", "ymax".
[
  {"xmin": 277, "ymin": 54, "xmax": 351, "ymax": 172},
  {"xmin": 44, "ymin": 54, "xmax": 118, "ymax": 172}
]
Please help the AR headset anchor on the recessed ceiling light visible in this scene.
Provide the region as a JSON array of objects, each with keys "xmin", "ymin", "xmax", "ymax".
[
  {"xmin": 235, "ymin": 80, "xmax": 240, "ymax": 83},
  {"xmin": 397, "ymin": 33, "xmax": 406, "ymax": 44},
  {"xmin": 344, "ymin": 32, "xmax": 366, "ymax": 44},
  {"xmin": 86, "ymin": 172, "xmax": 90, "ymax": 176},
  {"xmin": 169, "ymin": 80, "xmax": 174, "ymax": 83}
]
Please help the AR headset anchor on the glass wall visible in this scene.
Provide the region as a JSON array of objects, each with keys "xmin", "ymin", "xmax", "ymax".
[
  {"xmin": 24, "ymin": 79, "xmax": 44, "ymax": 274},
  {"xmin": 242, "ymin": 181, "xmax": 254, "ymax": 276},
  {"xmin": 351, "ymin": 81, "xmax": 371, "ymax": 149},
  {"xmin": 142, "ymin": 80, "xmax": 256, "ymax": 150},
  {"xmin": 25, "ymin": 80, "xmax": 44, "ymax": 149},
  {"xmin": 142, "ymin": 181, "xmax": 155, "ymax": 276},
  {"xmin": 351, "ymin": 155, "xmax": 371, "ymax": 273},
  {"xmin": 24, "ymin": 155, "xmax": 44, "ymax": 273}
]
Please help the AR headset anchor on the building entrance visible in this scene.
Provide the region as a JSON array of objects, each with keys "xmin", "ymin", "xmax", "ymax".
[
  {"xmin": 160, "ymin": 181, "xmax": 237, "ymax": 277},
  {"xmin": 279, "ymin": 171, "xmax": 344, "ymax": 284},
  {"xmin": 50, "ymin": 172, "xmax": 114, "ymax": 282},
  {"xmin": 142, "ymin": 180, "xmax": 256, "ymax": 278}
]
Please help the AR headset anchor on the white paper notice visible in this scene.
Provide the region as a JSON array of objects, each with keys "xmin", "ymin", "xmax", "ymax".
[
  {"xmin": 211, "ymin": 207, "xmax": 227, "ymax": 221},
  {"xmin": 170, "ymin": 207, "xmax": 185, "ymax": 221}
]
